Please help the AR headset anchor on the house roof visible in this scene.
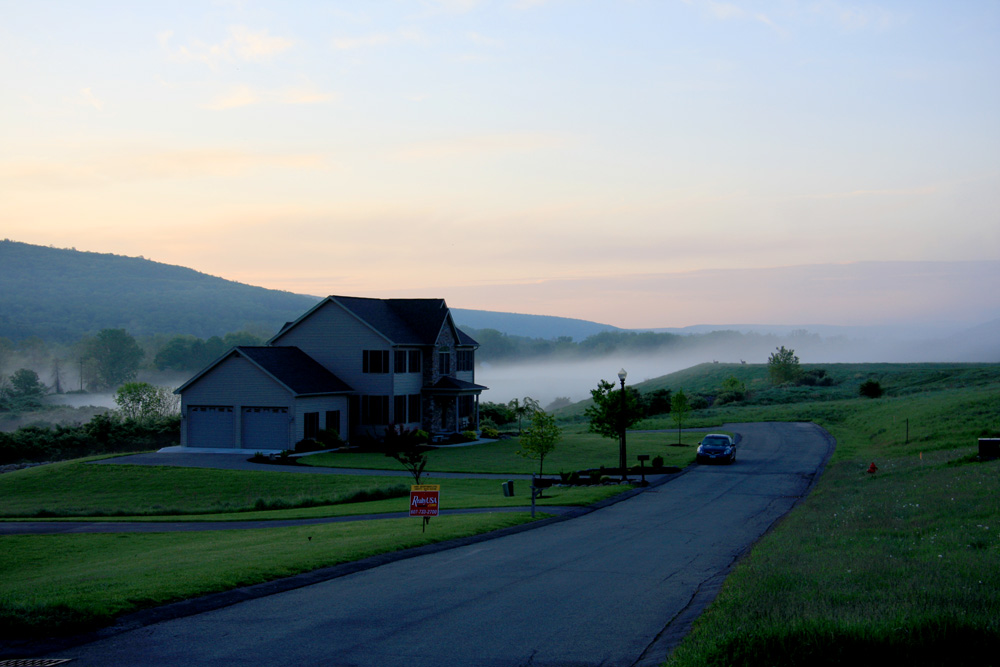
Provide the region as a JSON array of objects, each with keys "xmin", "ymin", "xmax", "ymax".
[
  {"xmin": 236, "ymin": 346, "xmax": 353, "ymax": 395},
  {"xmin": 175, "ymin": 346, "xmax": 353, "ymax": 396},
  {"xmin": 274, "ymin": 295, "xmax": 479, "ymax": 347}
]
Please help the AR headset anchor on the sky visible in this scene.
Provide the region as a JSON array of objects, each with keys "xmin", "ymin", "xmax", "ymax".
[{"xmin": 2, "ymin": 1, "xmax": 998, "ymax": 329}]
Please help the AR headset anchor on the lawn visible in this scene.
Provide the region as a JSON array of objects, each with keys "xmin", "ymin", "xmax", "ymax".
[
  {"xmin": 664, "ymin": 384, "xmax": 1000, "ymax": 666},
  {"xmin": 0, "ymin": 455, "xmax": 634, "ymax": 521},
  {"xmin": 0, "ymin": 513, "xmax": 534, "ymax": 640},
  {"xmin": 304, "ymin": 428, "xmax": 701, "ymax": 474}
]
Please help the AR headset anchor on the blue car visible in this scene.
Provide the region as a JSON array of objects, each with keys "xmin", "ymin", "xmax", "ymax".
[{"xmin": 696, "ymin": 434, "xmax": 736, "ymax": 464}]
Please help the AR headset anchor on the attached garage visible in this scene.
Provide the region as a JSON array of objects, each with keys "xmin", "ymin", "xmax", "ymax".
[
  {"xmin": 187, "ymin": 406, "xmax": 235, "ymax": 448},
  {"xmin": 177, "ymin": 346, "xmax": 353, "ymax": 452},
  {"xmin": 241, "ymin": 406, "xmax": 290, "ymax": 451}
]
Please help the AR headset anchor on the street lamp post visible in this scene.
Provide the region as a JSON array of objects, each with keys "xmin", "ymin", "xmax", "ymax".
[{"xmin": 618, "ymin": 368, "xmax": 628, "ymax": 482}]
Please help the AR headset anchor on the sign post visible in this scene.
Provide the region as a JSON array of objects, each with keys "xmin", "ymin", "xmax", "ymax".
[{"xmin": 410, "ymin": 484, "xmax": 440, "ymax": 532}]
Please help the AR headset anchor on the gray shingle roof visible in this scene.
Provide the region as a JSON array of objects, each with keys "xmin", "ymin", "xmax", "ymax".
[
  {"xmin": 333, "ymin": 296, "xmax": 479, "ymax": 347},
  {"xmin": 236, "ymin": 346, "xmax": 353, "ymax": 395}
]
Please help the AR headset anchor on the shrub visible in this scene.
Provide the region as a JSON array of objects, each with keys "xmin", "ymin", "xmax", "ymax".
[
  {"xmin": 414, "ymin": 429, "xmax": 430, "ymax": 444},
  {"xmin": 652, "ymin": 454, "xmax": 664, "ymax": 469},
  {"xmin": 481, "ymin": 426, "xmax": 499, "ymax": 439},
  {"xmin": 461, "ymin": 430, "xmax": 478, "ymax": 442},
  {"xmin": 859, "ymin": 379, "xmax": 884, "ymax": 398}
]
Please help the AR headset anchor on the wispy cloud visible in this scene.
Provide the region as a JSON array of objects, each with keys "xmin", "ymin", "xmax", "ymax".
[
  {"xmin": 332, "ymin": 27, "xmax": 426, "ymax": 50},
  {"xmin": 204, "ymin": 83, "xmax": 336, "ymax": 110},
  {"xmin": 391, "ymin": 132, "xmax": 567, "ymax": 161},
  {"xmin": 0, "ymin": 149, "xmax": 328, "ymax": 188},
  {"xmin": 166, "ymin": 25, "xmax": 294, "ymax": 68}
]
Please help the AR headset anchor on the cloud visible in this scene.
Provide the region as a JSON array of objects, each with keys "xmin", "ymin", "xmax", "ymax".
[
  {"xmin": 80, "ymin": 87, "xmax": 103, "ymax": 111},
  {"xmin": 169, "ymin": 25, "xmax": 294, "ymax": 68},
  {"xmin": 331, "ymin": 27, "xmax": 426, "ymax": 50},
  {"xmin": 391, "ymin": 132, "xmax": 567, "ymax": 161},
  {"xmin": 0, "ymin": 149, "xmax": 328, "ymax": 188},
  {"xmin": 204, "ymin": 83, "xmax": 336, "ymax": 110}
]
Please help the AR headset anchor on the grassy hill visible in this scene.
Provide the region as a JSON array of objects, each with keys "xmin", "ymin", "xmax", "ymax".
[{"xmin": 0, "ymin": 240, "xmax": 321, "ymax": 342}]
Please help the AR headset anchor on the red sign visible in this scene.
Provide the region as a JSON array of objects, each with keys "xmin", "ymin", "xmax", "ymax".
[{"xmin": 409, "ymin": 485, "xmax": 440, "ymax": 517}]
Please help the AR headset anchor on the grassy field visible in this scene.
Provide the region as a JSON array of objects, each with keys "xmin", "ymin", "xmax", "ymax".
[
  {"xmin": 305, "ymin": 429, "xmax": 702, "ymax": 475},
  {"xmin": 663, "ymin": 379, "xmax": 1000, "ymax": 665},
  {"xmin": 3, "ymin": 361, "xmax": 998, "ymax": 659},
  {"xmin": 0, "ymin": 513, "xmax": 532, "ymax": 639},
  {"xmin": 0, "ymin": 458, "xmax": 628, "ymax": 520}
]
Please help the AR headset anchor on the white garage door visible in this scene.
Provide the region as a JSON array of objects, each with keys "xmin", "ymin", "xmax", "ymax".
[
  {"xmin": 242, "ymin": 407, "xmax": 290, "ymax": 451},
  {"xmin": 188, "ymin": 406, "xmax": 235, "ymax": 448}
]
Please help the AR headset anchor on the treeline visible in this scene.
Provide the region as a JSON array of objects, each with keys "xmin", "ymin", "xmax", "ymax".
[
  {"xmin": 0, "ymin": 414, "xmax": 180, "ymax": 465},
  {"xmin": 463, "ymin": 327, "xmax": 821, "ymax": 364},
  {"xmin": 0, "ymin": 328, "xmax": 268, "ymax": 414}
]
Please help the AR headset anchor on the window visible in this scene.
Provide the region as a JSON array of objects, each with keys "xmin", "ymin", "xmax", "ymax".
[
  {"xmin": 325, "ymin": 410, "xmax": 340, "ymax": 434},
  {"xmin": 439, "ymin": 351, "xmax": 451, "ymax": 375},
  {"xmin": 395, "ymin": 350, "xmax": 407, "ymax": 373},
  {"xmin": 459, "ymin": 395, "xmax": 475, "ymax": 418},
  {"xmin": 457, "ymin": 350, "xmax": 474, "ymax": 372},
  {"xmin": 361, "ymin": 395, "xmax": 389, "ymax": 425},
  {"xmin": 409, "ymin": 350, "xmax": 422, "ymax": 373},
  {"xmin": 363, "ymin": 350, "xmax": 389, "ymax": 373},
  {"xmin": 394, "ymin": 395, "xmax": 407, "ymax": 423},
  {"xmin": 304, "ymin": 412, "xmax": 320, "ymax": 439},
  {"xmin": 392, "ymin": 394, "xmax": 422, "ymax": 423}
]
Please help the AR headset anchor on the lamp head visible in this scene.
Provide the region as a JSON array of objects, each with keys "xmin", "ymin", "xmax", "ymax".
[{"xmin": 618, "ymin": 368, "xmax": 627, "ymax": 382}]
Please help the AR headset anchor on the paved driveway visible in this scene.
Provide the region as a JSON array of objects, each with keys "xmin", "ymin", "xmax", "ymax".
[{"xmin": 40, "ymin": 422, "xmax": 833, "ymax": 667}]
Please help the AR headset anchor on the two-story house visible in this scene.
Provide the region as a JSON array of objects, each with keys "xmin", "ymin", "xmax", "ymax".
[{"xmin": 174, "ymin": 296, "xmax": 487, "ymax": 451}]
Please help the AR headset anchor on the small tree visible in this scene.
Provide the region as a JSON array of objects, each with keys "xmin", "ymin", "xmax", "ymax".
[
  {"xmin": 768, "ymin": 346, "xmax": 801, "ymax": 385},
  {"xmin": 114, "ymin": 382, "xmax": 178, "ymax": 422},
  {"xmin": 509, "ymin": 396, "xmax": 541, "ymax": 433},
  {"xmin": 517, "ymin": 410, "xmax": 561, "ymax": 477},
  {"xmin": 717, "ymin": 375, "xmax": 746, "ymax": 404},
  {"xmin": 671, "ymin": 389, "xmax": 691, "ymax": 445},
  {"xmin": 383, "ymin": 424, "xmax": 428, "ymax": 484},
  {"xmin": 7, "ymin": 368, "xmax": 47, "ymax": 409}
]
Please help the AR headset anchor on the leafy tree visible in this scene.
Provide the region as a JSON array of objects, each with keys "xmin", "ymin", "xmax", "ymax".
[
  {"xmin": 640, "ymin": 388, "xmax": 672, "ymax": 416},
  {"xmin": 585, "ymin": 379, "xmax": 643, "ymax": 441},
  {"xmin": 516, "ymin": 410, "xmax": 561, "ymax": 477},
  {"xmin": 5, "ymin": 368, "xmax": 47, "ymax": 410},
  {"xmin": 114, "ymin": 382, "xmax": 179, "ymax": 422},
  {"xmin": 768, "ymin": 346, "xmax": 801, "ymax": 385},
  {"xmin": 859, "ymin": 379, "xmax": 884, "ymax": 399},
  {"xmin": 86, "ymin": 329, "xmax": 144, "ymax": 389},
  {"xmin": 670, "ymin": 389, "xmax": 691, "ymax": 445}
]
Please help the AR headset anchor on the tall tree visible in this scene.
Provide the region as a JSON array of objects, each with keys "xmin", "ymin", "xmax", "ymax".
[
  {"xmin": 585, "ymin": 379, "xmax": 643, "ymax": 442},
  {"xmin": 516, "ymin": 409, "xmax": 561, "ymax": 477},
  {"xmin": 87, "ymin": 329, "xmax": 144, "ymax": 389}
]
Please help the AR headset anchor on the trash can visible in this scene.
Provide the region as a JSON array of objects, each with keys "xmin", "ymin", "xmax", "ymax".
[
  {"xmin": 501, "ymin": 480, "xmax": 514, "ymax": 497},
  {"xmin": 979, "ymin": 438, "xmax": 1000, "ymax": 461}
]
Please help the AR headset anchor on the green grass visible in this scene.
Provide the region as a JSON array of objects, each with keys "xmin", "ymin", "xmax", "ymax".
[
  {"xmin": 0, "ymin": 461, "xmax": 631, "ymax": 521},
  {"xmin": 304, "ymin": 428, "xmax": 699, "ymax": 474},
  {"xmin": 664, "ymin": 382, "xmax": 1000, "ymax": 666},
  {"xmin": 0, "ymin": 513, "xmax": 535, "ymax": 640}
]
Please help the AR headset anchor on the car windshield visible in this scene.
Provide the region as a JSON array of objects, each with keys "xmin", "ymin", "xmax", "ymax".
[{"xmin": 702, "ymin": 437, "xmax": 729, "ymax": 447}]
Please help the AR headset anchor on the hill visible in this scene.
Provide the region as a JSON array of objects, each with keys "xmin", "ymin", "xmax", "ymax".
[{"xmin": 0, "ymin": 240, "xmax": 322, "ymax": 343}]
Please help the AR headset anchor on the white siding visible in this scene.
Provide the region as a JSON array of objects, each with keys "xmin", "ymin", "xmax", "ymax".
[
  {"xmin": 180, "ymin": 355, "xmax": 292, "ymax": 449},
  {"xmin": 273, "ymin": 301, "xmax": 392, "ymax": 396}
]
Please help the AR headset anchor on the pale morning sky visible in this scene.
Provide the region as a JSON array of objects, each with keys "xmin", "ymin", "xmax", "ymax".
[{"xmin": 2, "ymin": 1, "xmax": 998, "ymax": 328}]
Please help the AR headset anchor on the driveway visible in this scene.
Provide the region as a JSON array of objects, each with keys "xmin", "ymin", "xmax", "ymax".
[{"xmin": 38, "ymin": 422, "xmax": 833, "ymax": 667}]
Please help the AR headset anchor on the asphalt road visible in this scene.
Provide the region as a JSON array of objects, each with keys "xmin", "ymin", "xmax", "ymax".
[{"xmin": 42, "ymin": 422, "xmax": 833, "ymax": 667}]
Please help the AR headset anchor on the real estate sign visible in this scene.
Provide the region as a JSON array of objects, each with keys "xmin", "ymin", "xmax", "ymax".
[{"xmin": 409, "ymin": 484, "xmax": 440, "ymax": 517}]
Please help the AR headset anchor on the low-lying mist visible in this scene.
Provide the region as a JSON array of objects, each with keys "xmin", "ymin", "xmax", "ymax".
[{"xmin": 476, "ymin": 331, "xmax": 1000, "ymax": 407}]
